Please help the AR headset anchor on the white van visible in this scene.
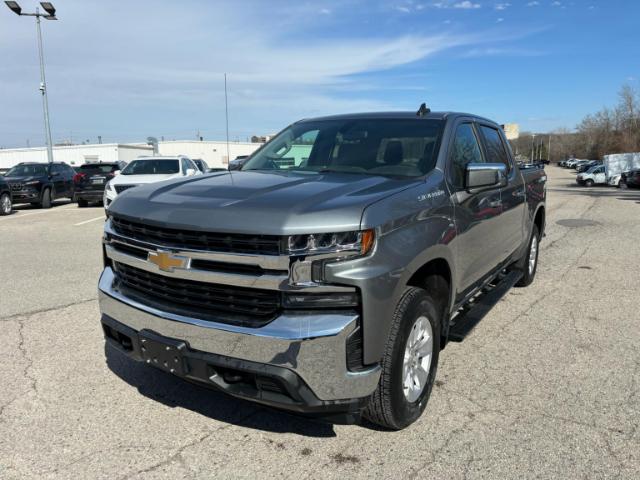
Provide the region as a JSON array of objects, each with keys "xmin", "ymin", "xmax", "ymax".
[{"xmin": 576, "ymin": 164, "xmax": 606, "ymax": 187}]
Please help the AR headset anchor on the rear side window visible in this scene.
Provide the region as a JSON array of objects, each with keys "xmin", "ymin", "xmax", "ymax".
[
  {"xmin": 479, "ymin": 125, "xmax": 510, "ymax": 171},
  {"xmin": 450, "ymin": 123, "xmax": 484, "ymax": 188}
]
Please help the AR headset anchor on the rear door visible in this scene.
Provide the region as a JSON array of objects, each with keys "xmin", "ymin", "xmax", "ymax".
[
  {"xmin": 447, "ymin": 120, "xmax": 505, "ymax": 296},
  {"xmin": 50, "ymin": 164, "xmax": 69, "ymax": 198},
  {"xmin": 478, "ymin": 123, "xmax": 526, "ymax": 260}
]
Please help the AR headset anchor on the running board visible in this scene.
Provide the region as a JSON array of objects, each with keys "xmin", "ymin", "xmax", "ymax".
[{"xmin": 447, "ymin": 270, "xmax": 523, "ymax": 342}]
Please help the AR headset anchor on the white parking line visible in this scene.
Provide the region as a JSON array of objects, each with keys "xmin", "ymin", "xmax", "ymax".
[
  {"xmin": 74, "ymin": 216, "xmax": 105, "ymax": 226},
  {"xmin": 0, "ymin": 203, "xmax": 77, "ymax": 221}
]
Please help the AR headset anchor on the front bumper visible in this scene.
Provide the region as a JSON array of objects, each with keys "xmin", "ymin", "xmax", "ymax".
[
  {"xmin": 98, "ymin": 267, "xmax": 380, "ymax": 418},
  {"xmin": 11, "ymin": 190, "xmax": 39, "ymax": 203}
]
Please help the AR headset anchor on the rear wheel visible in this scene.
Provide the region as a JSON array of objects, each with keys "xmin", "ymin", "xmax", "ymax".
[
  {"xmin": 515, "ymin": 225, "xmax": 540, "ymax": 287},
  {"xmin": 364, "ymin": 287, "xmax": 441, "ymax": 430},
  {"xmin": 0, "ymin": 193, "xmax": 12, "ymax": 215},
  {"xmin": 77, "ymin": 198, "xmax": 89, "ymax": 208}
]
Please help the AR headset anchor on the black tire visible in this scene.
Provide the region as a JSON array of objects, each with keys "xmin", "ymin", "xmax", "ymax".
[
  {"xmin": 77, "ymin": 198, "xmax": 89, "ymax": 208},
  {"xmin": 0, "ymin": 192, "xmax": 12, "ymax": 215},
  {"xmin": 585, "ymin": 179, "xmax": 594, "ymax": 187},
  {"xmin": 364, "ymin": 287, "xmax": 441, "ymax": 430},
  {"xmin": 515, "ymin": 225, "xmax": 540, "ymax": 287},
  {"xmin": 39, "ymin": 188, "xmax": 52, "ymax": 209}
]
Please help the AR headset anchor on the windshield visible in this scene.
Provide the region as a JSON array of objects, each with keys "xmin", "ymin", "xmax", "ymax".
[
  {"xmin": 242, "ymin": 118, "xmax": 443, "ymax": 177},
  {"xmin": 80, "ymin": 164, "xmax": 118, "ymax": 174},
  {"xmin": 121, "ymin": 159, "xmax": 179, "ymax": 175},
  {"xmin": 6, "ymin": 164, "xmax": 48, "ymax": 177}
]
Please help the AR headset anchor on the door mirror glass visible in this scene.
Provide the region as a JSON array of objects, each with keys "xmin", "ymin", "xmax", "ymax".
[
  {"xmin": 113, "ymin": 170, "xmax": 121, "ymax": 176},
  {"xmin": 465, "ymin": 163, "xmax": 507, "ymax": 190}
]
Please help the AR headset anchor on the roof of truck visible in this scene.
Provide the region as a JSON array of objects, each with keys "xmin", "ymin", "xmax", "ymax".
[{"xmin": 298, "ymin": 111, "xmax": 495, "ymax": 123}]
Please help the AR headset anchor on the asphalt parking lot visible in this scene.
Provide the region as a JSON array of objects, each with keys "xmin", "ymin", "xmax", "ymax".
[{"xmin": 1, "ymin": 167, "xmax": 639, "ymax": 479}]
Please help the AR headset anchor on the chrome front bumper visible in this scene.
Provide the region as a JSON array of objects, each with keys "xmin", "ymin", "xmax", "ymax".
[{"xmin": 98, "ymin": 267, "xmax": 380, "ymax": 401}]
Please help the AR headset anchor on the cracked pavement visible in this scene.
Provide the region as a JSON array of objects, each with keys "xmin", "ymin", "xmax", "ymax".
[{"xmin": 0, "ymin": 168, "xmax": 639, "ymax": 479}]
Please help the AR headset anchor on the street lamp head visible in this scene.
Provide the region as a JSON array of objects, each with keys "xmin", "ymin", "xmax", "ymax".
[
  {"xmin": 4, "ymin": 1, "xmax": 22, "ymax": 15},
  {"xmin": 40, "ymin": 1, "xmax": 55, "ymax": 15}
]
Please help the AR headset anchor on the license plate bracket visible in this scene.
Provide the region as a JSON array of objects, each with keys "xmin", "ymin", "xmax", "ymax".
[
  {"xmin": 138, "ymin": 330, "xmax": 188, "ymax": 376},
  {"xmin": 91, "ymin": 177, "xmax": 105, "ymax": 184}
]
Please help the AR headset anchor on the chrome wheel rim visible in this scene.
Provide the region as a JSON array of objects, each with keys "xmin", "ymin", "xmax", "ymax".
[
  {"xmin": 402, "ymin": 316, "xmax": 433, "ymax": 403},
  {"xmin": 528, "ymin": 235, "xmax": 538, "ymax": 275},
  {"xmin": 1, "ymin": 194, "xmax": 10, "ymax": 214}
]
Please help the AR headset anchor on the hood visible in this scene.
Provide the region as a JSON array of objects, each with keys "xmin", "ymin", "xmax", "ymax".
[
  {"xmin": 4, "ymin": 175, "xmax": 45, "ymax": 184},
  {"xmin": 109, "ymin": 171, "xmax": 421, "ymax": 235},
  {"xmin": 111, "ymin": 173, "xmax": 181, "ymax": 185}
]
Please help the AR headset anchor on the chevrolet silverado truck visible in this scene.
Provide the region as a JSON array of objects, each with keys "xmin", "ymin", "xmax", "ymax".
[{"xmin": 99, "ymin": 109, "xmax": 546, "ymax": 430}]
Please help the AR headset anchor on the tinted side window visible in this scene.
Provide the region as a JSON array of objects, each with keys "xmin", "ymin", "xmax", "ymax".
[
  {"xmin": 479, "ymin": 126, "xmax": 510, "ymax": 171},
  {"xmin": 51, "ymin": 164, "xmax": 63, "ymax": 174},
  {"xmin": 450, "ymin": 123, "xmax": 484, "ymax": 187}
]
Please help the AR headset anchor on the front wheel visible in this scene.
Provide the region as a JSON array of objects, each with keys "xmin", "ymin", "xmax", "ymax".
[
  {"xmin": 585, "ymin": 179, "xmax": 594, "ymax": 187},
  {"xmin": 77, "ymin": 198, "xmax": 89, "ymax": 208},
  {"xmin": 39, "ymin": 188, "xmax": 52, "ymax": 209},
  {"xmin": 0, "ymin": 193, "xmax": 12, "ymax": 215},
  {"xmin": 364, "ymin": 287, "xmax": 440, "ymax": 430}
]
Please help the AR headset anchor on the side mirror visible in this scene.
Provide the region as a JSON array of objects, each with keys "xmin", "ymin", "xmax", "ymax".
[
  {"xmin": 50, "ymin": 171, "xmax": 60, "ymax": 177},
  {"xmin": 186, "ymin": 168, "xmax": 196, "ymax": 176},
  {"xmin": 465, "ymin": 163, "xmax": 507, "ymax": 190}
]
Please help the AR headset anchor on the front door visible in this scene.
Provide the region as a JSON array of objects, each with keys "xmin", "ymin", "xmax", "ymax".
[{"xmin": 447, "ymin": 121, "xmax": 505, "ymax": 297}]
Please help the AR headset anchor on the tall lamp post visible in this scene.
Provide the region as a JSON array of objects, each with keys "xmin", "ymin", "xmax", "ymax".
[{"xmin": 5, "ymin": 1, "xmax": 58, "ymax": 164}]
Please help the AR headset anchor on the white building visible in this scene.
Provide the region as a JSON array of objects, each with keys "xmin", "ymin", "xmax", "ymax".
[
  {"xmin": 0, "ymin": 140, "xmax": 263, "ymax": 170},
  {"xmin": 0, "ymin": 143, "xmax": 153, "ymax": 170}
]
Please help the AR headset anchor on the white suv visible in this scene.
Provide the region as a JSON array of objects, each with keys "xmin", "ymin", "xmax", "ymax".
[{"xmin": 104, "ymin": 155, "xmax": 201, "ymax": 207}]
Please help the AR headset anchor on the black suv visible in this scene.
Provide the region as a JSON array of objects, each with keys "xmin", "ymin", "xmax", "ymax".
[
  {"xmin": 0, "ymin": 175, "xmax": 12, "ymax": 215},
  {"xmin": 73, "ymin": 161, "xmax": 126, "ymax": 207},
  {"xmin": 4, "ymin": 162, "xmax": 76, "ymax": 208}
]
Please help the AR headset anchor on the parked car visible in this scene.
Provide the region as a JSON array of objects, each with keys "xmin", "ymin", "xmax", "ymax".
[
  {"xmin": 99, "ymin": 109, "xmax": 546, "ymax": 430},
  {"xmin": 0, "ymin": 175, "xmax": 12, "ymax": 215},
  {"xmin": 576, "ymin": 160, "xmax": 601, "ymax": 173},
  {"xmin": 74, "ymin": 162, "xmax": 127, "ymax": 207},
  {"xmin": 191, "ymin": 158, "xmax": 209, "ymax": 173},
  {"xmin": 228, "ymin": 155, "xmax": 249, "ymax": 171},
  {"xmin": 104, "ymin": 155, "xmax": 202, "ymax": 208},
  {"xmin": 3, "ymin": 162, "xmax": 76, "ymax": 208},
  {"xmin": 622, "ymin": 169, "xmax": 640, "ymax": 188},
  {"xmin": 576, "ymin": 164, "xmax": 606, "ymax": 186}
]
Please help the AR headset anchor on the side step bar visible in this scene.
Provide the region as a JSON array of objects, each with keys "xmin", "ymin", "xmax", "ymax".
[{"xmin": 447, "ymin": 270, "xmax": 523, "ymax": 342}]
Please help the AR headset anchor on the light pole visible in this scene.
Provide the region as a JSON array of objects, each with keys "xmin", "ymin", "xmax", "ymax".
[
  {"xmin": 531, "ymin": 133, "xmax": 536, "ymax": 163},
  {"xmin": 5, "ymin": 2, "xmax": 57, "ymax": 164}
]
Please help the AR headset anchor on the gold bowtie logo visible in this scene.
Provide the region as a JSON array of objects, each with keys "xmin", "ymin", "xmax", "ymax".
[{"xmin": 147, "ymin": 251, "xmax": 188, "ymax": 272}]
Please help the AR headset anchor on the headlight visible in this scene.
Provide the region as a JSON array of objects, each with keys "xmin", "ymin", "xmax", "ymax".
[
  {"xmin": 106, "ymin": 181, "xmax": 114, "ymax": 191},
  {"xmin": 286, "ymin": 229, "xmax": 375, "ymax": 256}
]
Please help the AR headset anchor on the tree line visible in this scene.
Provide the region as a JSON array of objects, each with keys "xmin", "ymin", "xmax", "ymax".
[{"xmin": 510, "ymin": 83, "xmax": 640, "ymax": 162}]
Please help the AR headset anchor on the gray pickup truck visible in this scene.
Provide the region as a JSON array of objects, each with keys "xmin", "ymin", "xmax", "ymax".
[{"xmin": 99, "ymin": 109, "xmax": 546, "ymax": 430}]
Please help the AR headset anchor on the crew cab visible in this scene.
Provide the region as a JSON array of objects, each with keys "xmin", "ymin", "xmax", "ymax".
[
  {"xmin": 4, "ymin": 162, "xmax": 76, "ymax": 208},
  {"xmin": 104, "ymin": 155, "xmax": 201, "ymax": 208},
  {"xmin": 99, "ymin": 110, "xmax": 546, "ymax": 430}
]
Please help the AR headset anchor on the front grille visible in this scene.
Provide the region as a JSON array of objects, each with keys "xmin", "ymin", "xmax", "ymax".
[
  {"xmin": 114, "ymin": 184, "xmax": 138, "ymax": 194},
  {"xmin": 111, "ymin": 216, "xmax": 282, "ymax": 254},
  {"xmin": 10, "ymin": 183, "xmax": 23, "ymax": 191},
  {"xmin": 113, "ymin": 262, "xmax": 281, "ymax": 326}
]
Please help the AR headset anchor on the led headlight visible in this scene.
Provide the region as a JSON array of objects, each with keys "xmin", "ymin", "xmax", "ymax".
[{"xmin": 286, "ymin": 229, "xmax": 375, "ymax": 256}]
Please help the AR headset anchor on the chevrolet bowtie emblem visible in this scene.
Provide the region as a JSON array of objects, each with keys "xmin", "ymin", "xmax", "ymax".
[{"xmin": 147, "ymin": 251, "xmax": 188, "ymax": 272}]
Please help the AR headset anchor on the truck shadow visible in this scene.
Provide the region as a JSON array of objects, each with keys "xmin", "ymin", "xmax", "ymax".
[
  {"xmin": 104, "ymin": 344, "xmax": 338, "ymax": 438},
  {"xmin": 548, "ymin": 184, "xmax": 640, "ymax": 202}
]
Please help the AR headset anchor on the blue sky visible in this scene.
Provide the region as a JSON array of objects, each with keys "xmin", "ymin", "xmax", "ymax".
[{"xmin": 0, "ymin": 0, "xmax": 638, "ymax": 148}]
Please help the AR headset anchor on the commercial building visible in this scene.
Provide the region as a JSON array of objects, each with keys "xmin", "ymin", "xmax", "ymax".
[{"xmin": 0, "ymin": 140, "xmax": 263, "ymax": 170}]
